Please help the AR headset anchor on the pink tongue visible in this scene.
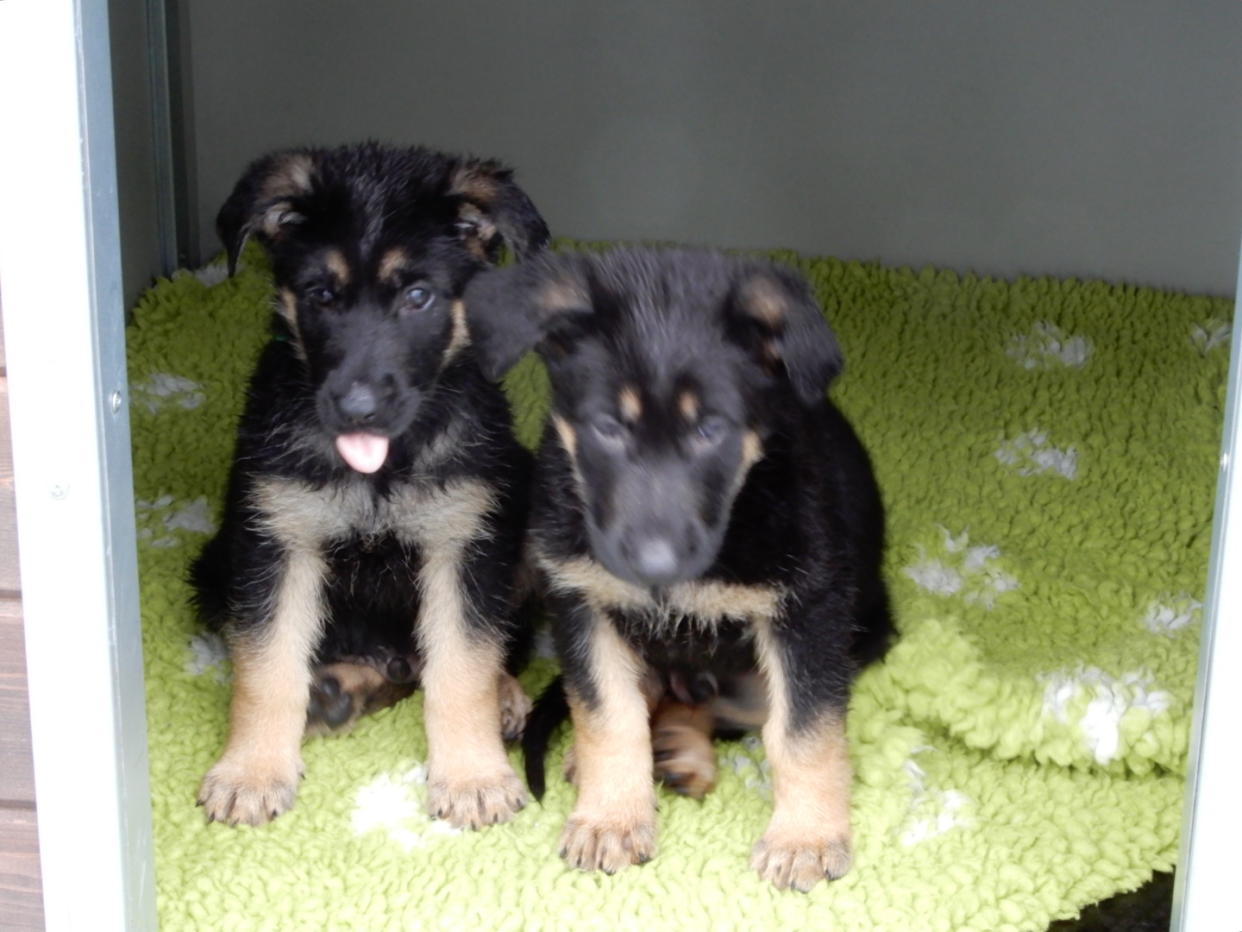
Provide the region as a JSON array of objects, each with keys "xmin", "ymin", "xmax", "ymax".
[{"xmin": 335, "ymin": 433, "xmax": 389, "ymax": 474}]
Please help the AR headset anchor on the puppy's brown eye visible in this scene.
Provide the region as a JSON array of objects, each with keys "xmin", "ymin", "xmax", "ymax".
[
  {"xmin": 308, "ymin": 285, "xmax": 337, "ymax": 305},
  {"xmin": 402, "ymin": 285, "xmax": 434, "ymax": 313}
]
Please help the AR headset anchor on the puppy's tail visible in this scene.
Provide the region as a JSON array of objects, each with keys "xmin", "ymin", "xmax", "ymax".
[{"xmin": 522, "ymin": 675, "xmax": 570, "ymax": 801}]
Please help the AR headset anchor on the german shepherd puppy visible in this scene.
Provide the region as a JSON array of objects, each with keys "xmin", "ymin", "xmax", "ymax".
[
  {"xmin": 192, "ymin": 143, "xmax": 548, "ymax": 830},
  {"xmin": 464, "ymin": 247, "xmax": 892, "ymax": 890}
]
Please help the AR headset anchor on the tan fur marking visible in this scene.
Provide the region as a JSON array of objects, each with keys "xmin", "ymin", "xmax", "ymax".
[
  {"xmin": 728, "ymin": 429, "xmax": 766, "ymax": 499},
  {"xmin": 740, "ymin": 276, "xmax": 788, "ymax": 327},
  {"xmin": 678, "ymin": 391, "xmax": 700, "ymax": 422},
  {"xmin": 539, "ymin": 554, "xmax": 783, "ymax": 624},
  {"xmin": 276, "ymin": 287, "xmax": 307, "ymax": 359},
  {"xmin": 277, "ymin": 288, "xmax": 298, "ymax": 326},
  {"xmin": 252, "ymin": 476, "xmax": 498, "ymax": 549},
  {"xmin": 449, "ymin": 162, "xmax": 501, "ymax": 204},
  {"xmin": 257, "ymin": 202, "xmax": 298, "ymax": 238},
  {"xmin": 443, "ymin": 300, "xmax": 471, "ymax": 366},
  {"xmin": 457, "ymin": 202, "xmax": 498, "ymax": 259},
  {"xmin": 253, "ymin": 154, "xmax": 315, "ymax": 239},
  {"xmin": 304, "ymin": 660, "xmax": 415, "ymax": 737},
  {"xmin": 324, "ymin": 249, "xmax": 350, "ymax": 286},
  {"xmin": 552, "ymin": 414, "xmax": 578, "ymax": 460},
  {"xmin": 750, "ymin": 622, "xmax": 853, "ymax": 890},
  {"xmin": 378, "ymin": 246, "xmax": 409, "ymax": 284},
  {"xmin": 261, "ymin": 153, "xmax": 315, "ymax": 201},
  {"xmin": 198, "ymin": 546, "xmax": 325, "ymax": 825},
  {"xmin": 538, "ymin": 279, "xmax": 590, "ymax": 315},
  {"xmin": 619, "ymin": 386, "xmax": 642, "ymax": 423},
  {"xmin": 741, "ymin": 429, "xmax": 764, "ymax": 469},
  {"xmin": 497, "ymin": 671, "xmax": 533, "ymax": 743},
  {"xmin": 651, "ymin": 700, "xmax": 717, "ymax": 799},
  {"xmin": 413, "ymin": 480, "xmax": 526, "ymax": 828},
  {"xmin": 560, "ymin": 619, "xmax": 657, "ymax": 873}
]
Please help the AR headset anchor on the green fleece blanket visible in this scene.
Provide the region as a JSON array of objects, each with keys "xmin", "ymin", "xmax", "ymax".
[{"xmin": 128, "ymin": 244, "xmax": 1225, "ymax": 930}]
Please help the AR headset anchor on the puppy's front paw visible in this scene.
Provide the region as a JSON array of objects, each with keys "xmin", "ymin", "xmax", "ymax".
[
  {"xmin": 653, "ymin": 724, "xmax": 717, "ymax": 799},
  {"xmin": 498, "ymin": 673, "xmax": 533, "ymax": 743},
  {"xmin": 198, "ymin": 751, "xmax": 303, "ymax": 826},
  {"xmin": 426, "ymin": 767, "xmax": 528, "ymax": 829},
  {"xmin": 559, "ymin": 814, "xmax": 656, "ymax": 875},
  {"xmin": 750, "ymin": 829, "xmax": 851, "ymax": 892}
]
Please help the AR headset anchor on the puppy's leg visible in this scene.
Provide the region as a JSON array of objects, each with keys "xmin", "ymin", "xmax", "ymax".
[
  {"xmin": 418, "ymin": 547, "xmax": 526, "ymax": 829},
  {"xmin": 497, "ymin": 670, "xmax": 533, "ymax": 743},
  {"xmin": 305, "ymin": 659, "xmax": 418, "ymax": 737},
  {"xmin": 559, "ymin": 608, "xmax": 656, "ymax": 874},
  {"xmin": 199, "ymin": 547, "xmax": 324, "ymax": 825},
  {"xmin": 563, "ymin": 666, "xmax": 661, "ymax": 788},
  {"xmin": 651, "ymin": 700, "xmax": 717, "ymax": 799},
  {"xmin": 749, "ymin": 622, "xmax": 853, "ymax": 892}
]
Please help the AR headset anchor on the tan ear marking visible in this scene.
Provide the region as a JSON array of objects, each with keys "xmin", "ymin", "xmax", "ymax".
[
  {"xmin": 456, "ymin": 203, "xmax": 499, "ymax": 260},
  {"xmin": 449, "ymin": 160, "xmax": 503, "ymax": 205},
  {"xmin": 537, "ymin": 278, "xmax": 590, "ymax": 316},
  {"xmin": 740, "ymin": 276, "xmax": 788, "ymax": 327},
  {"xmin": 257, "ymin": 201, "xmax": 301, "ymax": 239},
  {"xmin": 260, "ymin": 153, "xmax": 315, "ymax": 201}
]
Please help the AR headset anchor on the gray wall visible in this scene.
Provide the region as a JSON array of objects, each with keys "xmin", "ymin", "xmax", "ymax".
[
  {"xmin": 179, "ymin": 0, "xmax": 1242, "ymax": 294},
  {"xmin": 111, "ymin": 0, "xmax": 170, "ymax": 308}
]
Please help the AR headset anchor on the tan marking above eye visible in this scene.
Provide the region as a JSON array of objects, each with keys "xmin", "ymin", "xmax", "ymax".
[
  {"xmin": 678, "ymin": 391, "xmax": 700, "ymax": 421},
  {"xmin": 323, "ymin": 249, "xmax": 351, "ymax": 286},
  {"xmin": 377, "ymin": 247, "xmax": 409, "ymax": 284},
  {"xmin": 619, "ymin": 386, "xmax": 642, "ymax": 423}
]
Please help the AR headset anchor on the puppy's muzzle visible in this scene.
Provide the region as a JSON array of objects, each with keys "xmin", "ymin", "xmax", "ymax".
[
  {"xmin": 602, "ymin": 521, "xmax": 713, "ymax": 588},
  {"xmin": 323, "ymin": 372, "xmax": 405, "ymax": 432},
  {"xmin": 337, "ymin": 381, "xmax": 379, "ymax": 424}
]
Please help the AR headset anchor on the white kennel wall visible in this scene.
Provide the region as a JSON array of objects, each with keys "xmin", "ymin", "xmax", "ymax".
[{"xmin": 175, "ymin": 0, "xmax": 1242, "ymax": 294}]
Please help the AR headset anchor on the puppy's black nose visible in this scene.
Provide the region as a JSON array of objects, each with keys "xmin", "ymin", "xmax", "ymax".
[
  {"xmin": 337, "ymin": 381, "xmax": 377, "ymax": 423},
  {"xmin": 629, "ymin": 535, "xmax": 683, "ymax": 586}
]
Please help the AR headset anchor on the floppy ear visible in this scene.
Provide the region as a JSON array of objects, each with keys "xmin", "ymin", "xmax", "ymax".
[
  {"xmin": 215, "ymin": 150, "xmax": 317, "ymax": 275},
  {"xmin": 463, "ymin": 256, "xmax": 591, "ymax": 381},
  {"xmin": 449, "ymin": 159, "xmax": 550, "ymax": 261},
  {"xmin": 729, "ymin": 265, "xmax": 843, "ymax": 405}
]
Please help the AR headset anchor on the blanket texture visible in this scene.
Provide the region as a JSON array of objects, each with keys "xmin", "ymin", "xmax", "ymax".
[{"xmin": 127, "ymin": 244, "xmax": 1226, "ymax": 930}]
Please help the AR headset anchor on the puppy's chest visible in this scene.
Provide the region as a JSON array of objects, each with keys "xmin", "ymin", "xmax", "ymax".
[
  {"xmin": 250, "ymin": 475, "xmax": 496, "ymax": 554},
  {"xmin": 542, "ymin": 554, "xmax": 785, "ymax": 658}
]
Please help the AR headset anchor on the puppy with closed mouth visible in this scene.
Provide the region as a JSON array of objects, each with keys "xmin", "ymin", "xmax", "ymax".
[
  {"xmin": 465, "ymin": 247, "xmax": 893, "ymax": 891},
  {"xmin": 192, "ymin": 142, "xmax": 546, "ymax": 829}
]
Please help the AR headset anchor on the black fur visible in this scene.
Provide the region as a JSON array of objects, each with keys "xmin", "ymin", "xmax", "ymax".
[
  {"xmin": 465, "ymin": 246, "xmax": 893, "ymax": 798},
  {"xmin": 192, "ymin": 142, "xmax": 546, "ymax": 735}
]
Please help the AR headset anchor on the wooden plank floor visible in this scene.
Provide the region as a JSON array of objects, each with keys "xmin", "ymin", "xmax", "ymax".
[{"xmin": 0, "ymin": 299, "xmax": 45, "ymax": 928}]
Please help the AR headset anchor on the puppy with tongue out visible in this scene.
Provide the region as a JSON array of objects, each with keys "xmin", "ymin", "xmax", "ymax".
[{"xmin": 192, "ymin": 143, "xmax": 548, "ymax": 833}]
